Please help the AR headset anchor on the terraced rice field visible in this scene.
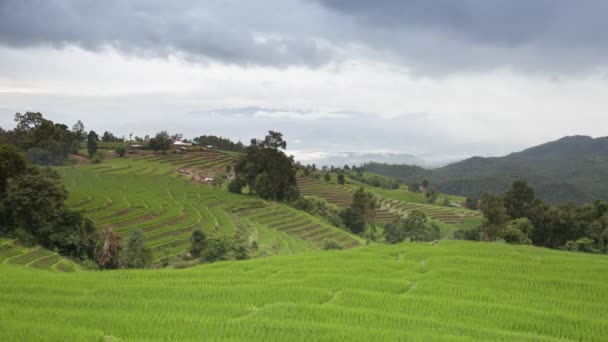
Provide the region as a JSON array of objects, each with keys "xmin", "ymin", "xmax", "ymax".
[
  {"xmin": 58, "ymin": 159, "xmax": 362, "ymax": 262},
  {"xmin": 1, "ymin": 241, "xmax": 607, "ymax": 340},
  {"xmin": 381, "ymin": 198, "xmax": 482, "ymax": 226},
  {"xmin": 0, "ymin": 238, "xmax": 81, "ymax": 272},
  {"xmin": 297, "ymin": 176, "xmax": 399, "ymax": 224}
]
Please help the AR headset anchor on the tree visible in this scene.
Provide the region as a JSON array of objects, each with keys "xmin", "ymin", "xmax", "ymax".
[
  {"xmin": 465, "ymin": 197, "xmax": 479, "ymax": 210},
  {"xmin": 422, "ymin": 179, "xmax": 430, "ymax": 189},
  {"xmin": 383, "ymin": 210, "xmax": 440, "ymax": 243},
  {"xmin": 95, "ymin": 227, "xmax": 122, "ymax": 269},
  {"xmin": 228, "ymin": 178, "xmax": 245, "ymax": 194},
  {"xmin": 425, "ymin": 188, "xmax": 439, "ymax": 204},
  {"xmin": 337, "ymin": 173, "xmax": 345, "ymax": 185},
  {"xmin": 190, "ymin": 229, "xmax": 207, "ymax": 258},
  {"xmin": 0, "ymin": 143, "xmax": 28, "ymax": 198},
  {"xmin": 202, "ymin": 236, "xmax": 231, "ymax": 262},
  {"xmin": 501, "ymin": 218, "xmax": 534, "ymax": 244},
  {"xmin": 71, "ymin": 120, "xmax": 86, "ymax": 142},
  {"xmin": 149, "ymin": 131, "xmax": 172, "ymax": 152},
  {"xmin": 408, "ymin": 183, "xmax": 421, "ymax": 193},
  {"xmin": 479, "ymin": 193, "xmax": 510, "ymax": 241},
  {"xmin": 4, "ymin": 168, "xmax": 68, "ymax": 246},
  {"xmin": 234, "ymin": 131, "xmax": 298, "ymax": 201},
  {"xmin": 87, "ymin": 131, "xmax": 99, "ymax": 158},
  {"xmin": 124, "ymin": 229, "xmax": 152, "ymax": 268},
  {"xmin": 115, "ymin": 146, "xmax": 127, "ymax": 157},
  {"xmin": 341, "ymin": 188, "xmax": 375, "ymax": 234},
  {"xmin": 504, "ymin": 180, "xmax": 537, "ymax": 219},
  {"xmin": 324, "ymin": 173, "xmax": 331, "ymax": 182}
]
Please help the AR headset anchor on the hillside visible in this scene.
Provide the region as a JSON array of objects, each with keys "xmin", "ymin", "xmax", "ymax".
[
  {"xmin": 1, "ymin": 241, "xmax": 607, "ymax": 340},
  {"xmin": 366, "ymin": 135, "xmax": 608, "ymax": 204},
  {"xmin": 57, "ymin": 152, "xmax": 362, "ymax": 264}
]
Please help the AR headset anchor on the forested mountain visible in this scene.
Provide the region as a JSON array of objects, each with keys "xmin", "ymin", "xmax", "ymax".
[{"xmin": 365, "ymin": 136, "xmax": 608, "ymax": 204}]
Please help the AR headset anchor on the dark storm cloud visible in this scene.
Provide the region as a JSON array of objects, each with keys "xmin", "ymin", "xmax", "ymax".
[
  {"xmin": 0, "ymin": 0, "xmax": 333, "ymax": 67},
  {"xmin": 1, "ymin": 0, "xmax": 607, "ymax": 73},
  {"xmin": 317, "ymin": 0, "xmax": 608, "ymax": 73}
]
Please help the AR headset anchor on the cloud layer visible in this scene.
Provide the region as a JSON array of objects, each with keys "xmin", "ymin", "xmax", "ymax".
[{"xmin": 2, "ymin": 0, "xmax": 608, "ymax": 73}]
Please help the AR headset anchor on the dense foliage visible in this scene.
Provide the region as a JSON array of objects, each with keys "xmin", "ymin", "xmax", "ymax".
[
  {"xmin": 383, "ymin": 210, "xmax": 440, "ymax": 243},
  {"xmin": 476, "ymin": 180, "xmax": 608, "ymax": 253},
  {"xmin": 0, "ymin": 112, "xmax": 82, "ymax": 165},
  {"xmin": 194, "ymin": 135, "xmax": 245, "ymax": 152},
  {"xmin": 234, "ymin": 131, "xmax": 299, "ymax": 201},
  {"xmin": 340, "ymin": 188, "xmax": 376, "ymax": 234},
  {"xmin": 0, "ymin": 143, "xmax": 96, "ymax": 260}
]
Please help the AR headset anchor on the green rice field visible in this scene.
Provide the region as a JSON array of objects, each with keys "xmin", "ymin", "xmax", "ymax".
[
  {"xmin": 56, "ymin": 154, "xmax": 362, "ymax": 262},
  {"xmin": 1, "ymin": 241, "xmax": 607, "ymax": 341}
]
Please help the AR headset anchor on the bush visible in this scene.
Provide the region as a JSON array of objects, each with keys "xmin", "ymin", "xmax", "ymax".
[
  {"xmin": 232, "ymin": 242, "xmax": 249, "ymax": 260},
  {"xmin": 202, "ymin": 236, "xmax": 231, "ymax": 262},
  {"xmin": 124, "ymin": 229, "xmax": 152, "ymax": 268},
  {"xmin": 227, "ymin": 178, "xmax": 244, "ymax": 194},
  {"xmin": 190, "ymin": 229, "xmax": 207, "ymax": 258},
  {"xmin": 115, "ymin": 146, "xmax": 127, "ymax": 157},
  {"xmin": 453, "ymin": 226, "xmax": 481, "ymax": 241},
  {"xmin": 562, "ymin": 238, "xmax": 598, "ymax": 253},
  {"xmin": 321, "ymin": 240, "xmax": 343, "ymax": 250}
]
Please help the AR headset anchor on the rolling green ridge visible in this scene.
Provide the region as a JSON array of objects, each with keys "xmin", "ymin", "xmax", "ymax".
[
  {"xmin": 57, "ymin": 153, "xmax": 362, "ymax": 263},
  {"xmin": 366, "ymin": 135, "xmax": 608, "ymax": 204},
  {"xmin": 1, "ymin": 241, "xmax": 607, "ymax": 341}
]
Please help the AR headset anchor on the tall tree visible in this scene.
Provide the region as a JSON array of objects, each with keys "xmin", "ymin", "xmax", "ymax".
[
  {"xmin": 479, "ymin": 192, "xmax": 510, "ymax": 241},
  {"xmin": 87, "ymin": 131, "xmax": 99, "ymax": 158},
  {"xmin": 124, "ymin": 229, "xmax": 152, "ymax": 268},
  {"xmin": 71, "ymin": 120, "xmax": 86, "ymax": 142},
  {"xmin": 234, "ymin": 131, "xmax": 298, "ymax": 201}
]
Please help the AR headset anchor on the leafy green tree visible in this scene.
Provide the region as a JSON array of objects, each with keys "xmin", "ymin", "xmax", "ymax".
[
  {"xmin": 3, "ymin": 168, "xmax": 68, "ymax": 246},
  {"xmin": 234, "ymin": 131, "xmax": 298, "ymax": 201},
  {"xmin": 324, "ymin": 172, "xmax": 331, "ymax": 182},
  {"xmin": 87, "ymin": 131, "xmax": 99, "ymax": 158},
  {"xmin": 341, "ymin": 188, "xmax": 375, "ymax": 233},
  {"xmin": 115, "ymin": 146, "xmax": 127, "ymax": 157},
  {"xmin": 479, "ymin": 192, "xmax": 510, "ymax": 241},
  {"xmin": 504, "ymin": 180, "xmax": 537, "ymax": 219},
  {"xmin": 124, "ymin": 229, "xmax": 152, "ymax": 268},
  {"xmin": 383, "ymin": 210, "xmax": 439, "ymax": 243},
  {"xmin": 425, "ymin": 188, "xmax": 439, "ymax": 204},
  {"xmin": 0, "ymin": 144, "xmax": 28, "ymax": 198},
  {"xmin": 190, "ymin": 229, "xmax": 207, "ymax": 258},
  {"xmin": 227, "ymin": 178, "xmax": 245, "ymax": 194},
  {"xmin": 232, "ymin": 241, "xmax": 249, "ymax": 260},
  {"xmin": 95, "ymin": 227, "xmax": 122, "ymax": 269},
  {"xmin": 71, "ymin": 120, "xmax": 86, "ymax": 142},
  {"xmin": 465, "ymin": 197, "xmax": 478, "ymax": 210},
  {"xmin": 149, "ymin": 131, "xmax": 172, "ymax": 152},
  {"xmin": 203, "ymin": 236, "xmax": 231, "ymax": 262},
  {"xmin": 337, "ymin": 173, "xmax": 345, "ymax": 185},
  {"xmin": 501, "ymin": 218, "xmax": 534, "ymax": 244}
]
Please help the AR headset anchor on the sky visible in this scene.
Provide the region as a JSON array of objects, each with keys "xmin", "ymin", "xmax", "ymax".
[{"xmin": 1, "ymin": 0, "xmax": 608, "ymax": 165}]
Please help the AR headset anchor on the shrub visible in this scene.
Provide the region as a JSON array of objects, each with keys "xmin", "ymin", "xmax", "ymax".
[
  {"xmin": 190, "ymin": 229, "xmax": 207, "ymax": 258},
  {"xmin": 202, "ymin": 236, "xmax": 231, "ymax": 262},
  {"xmin": 321, "ymin": 240, "xmax": 343, "ymax": 250},
  {"xmin": 124, "ymin": 229, "xmax": 152, "ymax": 268},
  {"xmin": 115, "ymin": 146, "xmax": 127, "ymax": 157}
]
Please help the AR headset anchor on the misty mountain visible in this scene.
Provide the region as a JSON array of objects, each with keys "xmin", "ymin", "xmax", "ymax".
[{"xmin": 365, "ymin": 136, "xmax": 608, "ymax": 204}]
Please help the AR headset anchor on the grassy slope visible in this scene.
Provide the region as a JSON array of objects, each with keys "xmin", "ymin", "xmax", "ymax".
[
  {"xmin": 1, "ymin": 241, "xmax": 607, "ymax": 341},
  {"xmin": 298, "ymin": 172, "xmax": 482, "ymax": 237},
  {"xmin": 57, "ymin": 153, "xmax": 362, "ymax": 263}
]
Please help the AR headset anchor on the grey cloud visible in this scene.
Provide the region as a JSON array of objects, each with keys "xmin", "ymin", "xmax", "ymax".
[
  {"xmin": 317, "ymin": 0, "xmax": 608, "ymax": 74},
  {"xmin": 0, "ymin": 0, "xmax": 334, "ymax": 67},
  {"xmin": 1, "ymin": 0, "xmax": 607, "ymax": 74}
]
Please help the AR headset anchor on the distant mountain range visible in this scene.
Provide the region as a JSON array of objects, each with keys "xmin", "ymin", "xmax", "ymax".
[
  {"xmin": 293, "ymin": 152, "xmax": 428, "ymax": 168},
  {"xmin": 365, "ymin": 136, "xmax": 608, "ymax": 204}
]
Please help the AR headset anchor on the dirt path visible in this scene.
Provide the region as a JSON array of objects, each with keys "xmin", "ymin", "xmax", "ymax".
[{"xmin": 70, "ymin": 154, "xmax": 91, "ymax": 165}]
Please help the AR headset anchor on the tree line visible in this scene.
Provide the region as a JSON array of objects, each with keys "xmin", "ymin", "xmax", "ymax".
[{"xmin": 462, "ymin": 180, "xmax": 608, "ymax": 253}]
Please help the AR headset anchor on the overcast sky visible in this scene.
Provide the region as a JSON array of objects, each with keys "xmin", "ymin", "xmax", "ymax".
[{"xmin": 1, "ymin": 0, "xmax": 607, "ymax": 164}]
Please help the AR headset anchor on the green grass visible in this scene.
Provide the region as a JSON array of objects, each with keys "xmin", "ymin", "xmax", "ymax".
[
  {"xmin": 1, "ymin": 241, "xmax": 607, "ymax": 341},
  {"xmin": 56, "ymin": 155, "xmax": 362, "ymax": 263}
]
